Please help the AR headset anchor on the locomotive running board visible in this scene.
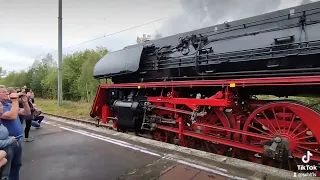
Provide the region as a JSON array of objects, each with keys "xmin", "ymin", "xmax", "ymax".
[{"xmin": 43, "ymin": 114, "xmax": 319, "ymax": 180}]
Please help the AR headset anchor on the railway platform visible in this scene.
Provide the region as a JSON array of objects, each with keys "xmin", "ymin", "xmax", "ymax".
[
  {"xmin": 19, "ymin": 120, "xmax": 231, "ymax": 180},
  {"xmin": 18, "ymin": 115, "xmax": 306, "ymax": 180}
]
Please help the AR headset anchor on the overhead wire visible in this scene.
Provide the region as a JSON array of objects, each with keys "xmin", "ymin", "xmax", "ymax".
[
  {"xmin": 58, "ymin": 0, "xmax": 152, "ymax": 38},
  {"xmin": 34, "ymin": 1, "xmax": 217, "ymax": 59},
  {"xmin": 34, "ymin": 2, "xmax": 320, "ymax": 60},
  {"xmin": 53, "ymin": 2, "xmax": 320, "ymax": 54}
]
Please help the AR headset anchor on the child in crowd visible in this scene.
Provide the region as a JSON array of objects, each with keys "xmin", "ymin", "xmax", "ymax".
[{"xmin": 0, "ymin": 102, "xmax": 18, "ymax": 180}]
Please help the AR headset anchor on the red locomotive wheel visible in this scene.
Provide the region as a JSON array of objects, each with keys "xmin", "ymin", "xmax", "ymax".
[
  {"xmin": 190, "ymin": 108, "xmax": 231, "ymax": 155},
  {"xmin": 242, "ymin": 101, "xmax": 320, "ymax": 170},
  {"xmin": 153, "ymin": 129, "xmax": 169, "ymax": 143}
]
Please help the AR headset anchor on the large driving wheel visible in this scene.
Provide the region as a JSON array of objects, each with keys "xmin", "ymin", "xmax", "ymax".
[{"xmin": 242, "ymin": 101, "xmax": 320, "ymax": 171}]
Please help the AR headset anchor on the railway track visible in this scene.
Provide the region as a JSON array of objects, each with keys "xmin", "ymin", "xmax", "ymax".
[
  {"xmin": 42, "ymin": 112, "xmax": 113, "ymax": 129},
  {"xmin": 42, "ymin": 112, "xmax": 154, "ymax": 139}
]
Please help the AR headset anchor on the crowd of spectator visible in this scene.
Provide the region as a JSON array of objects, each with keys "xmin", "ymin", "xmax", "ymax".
[{"xmin": 0, "ymin": 85, "xmax": 44, "ymax": 180}]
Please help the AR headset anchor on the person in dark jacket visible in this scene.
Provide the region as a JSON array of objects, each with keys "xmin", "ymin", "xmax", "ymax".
[
  {"xmin": 26, "ymin": 91, "xmax": 43, "ymax": 128},
  {"xmin": 29, "ymin": 90, "xmax": 35, "ymax": 104},
  {"xmin": 23, "ymin": 94, "xmax": 36, "ymax": 142}
]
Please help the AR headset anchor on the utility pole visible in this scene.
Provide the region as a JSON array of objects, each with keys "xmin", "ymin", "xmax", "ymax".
[{"xmin": 58, "ymin": 0, "xmax": 63, "ymax": 106}]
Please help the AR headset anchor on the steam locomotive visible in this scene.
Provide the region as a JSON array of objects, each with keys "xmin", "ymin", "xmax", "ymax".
[{"xmin": 91, "ymin": 2, "xmax": 320, "ymax": 172}]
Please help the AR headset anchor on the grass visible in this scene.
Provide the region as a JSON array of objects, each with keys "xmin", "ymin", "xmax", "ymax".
[
  {"xmin": 35, "ymin": 98, "xmax": 93, "ymax": 119},
  {"xmin": 258, "ymin": 95, "xmax": 320, "ymax": 111}
]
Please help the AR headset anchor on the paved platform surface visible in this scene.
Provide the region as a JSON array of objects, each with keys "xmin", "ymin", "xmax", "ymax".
[
  {"xmin": 158, "ymin": 164, "xmax": 227, "ymax": 180},
  {"xmin": 20, "ymin": 121, "xmax": 230, "ymax": 180}
]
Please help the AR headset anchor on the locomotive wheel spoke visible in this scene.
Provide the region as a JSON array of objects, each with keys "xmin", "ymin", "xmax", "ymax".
[
  {"xmin": 271, "ymin": 107, "xmax": 282, "ymax": 132},
  {"xmin": 153, "ymin": 129, "xmax": 168, "ymax": 143},
  {"xmin": 253, "ymin": 117, "xmax": 275, "ymax": 134},
  {"xmin": 242, "ymin": 101, "xmax": 320, "ymax": 171},
  {"xmin": 286, "ymin": 114, "xmax": 296, "ymax": 133},
  {"xmin": 295, "ymin": 147, "xmax": 305, "ymax": 154},
  {"xmin": 290, "ymin": 122, "xmax": 303, "ymax": 136},
  {"xmin": 250, "ymin": 140, "xmax": 268, "ymax": 146},
  {"xmin": 189, "ymin": 108, "xmax": 231, "ymax": 156},
  {"xmin": 293, "ymin": 128, "xmax": 309, "ymax": 138},
  {"xmin": 296, "ymin": 136, "xmax": 313, "ymax": 141},
  {"xmin": 297, "ymin": 145, "xmax": 320, "ymax": 154},
  {"xmin": 261, "ymin": 111, "xmax": 278, "ymax": 134},
  {"xmin": 199, "ymin": 140, "xmax": 220, "ymax": 154},
  {"xmin": 297, "ymin": 141, "xmax": 318, "ymax": 145},
  {"xmin": 248, "ymin": 125, "xmax": 271, "ymax": 136}
]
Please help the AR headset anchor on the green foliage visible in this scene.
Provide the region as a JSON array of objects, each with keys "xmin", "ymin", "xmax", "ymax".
[
  {"xmin": 258, "ymin": 95, "xmax": 320, "ymax": 112},
  {"xmin": 0, "ymin": 47, "xmax": 109, "ymax": 102},
  {"xmin": 0, "ymin": 67, "xmax": 7, "ymax": 78},
  {"xmin": 0, "ymin": 70, "xmax": 28, "ymax": 88}
]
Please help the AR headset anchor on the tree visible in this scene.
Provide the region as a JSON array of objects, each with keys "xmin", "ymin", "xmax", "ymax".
[
  {"xmin": 76, "ymin": 49, "xmax": 107, "ymax": 102},
  {"xmin": 136, "ymin": 34, "xmax": 151, "ymax": 44},
  {"xmin": 0, "ymin": 71, "xmax": 27, "ymax": 88},
  {"xmin": 0, "ymin": 67, "xmax": 6, "ymax": 78},
  {"xmin": 0, "ymin": 47, "xmax": 108, "ymax": 101},
  {"xmin": 42, "ymin": 69, "xmax": 58, "ymax": 99},
  {"xmin": 28, "ymin": 54, "xmax": 57, "ymax": 97}
]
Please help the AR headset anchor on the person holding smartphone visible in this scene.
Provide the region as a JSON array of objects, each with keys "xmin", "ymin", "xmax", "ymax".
[{"xmin": 0, "ymin": 85, "xmax": 31, "ymax": 180}]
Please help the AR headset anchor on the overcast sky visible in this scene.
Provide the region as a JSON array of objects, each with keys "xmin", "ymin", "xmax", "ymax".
[{"xmin": 0, "ymin": 0, "xmax": 314, "ymax": 72}]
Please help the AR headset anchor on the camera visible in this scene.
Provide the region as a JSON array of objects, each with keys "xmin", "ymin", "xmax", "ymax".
[
  {"xmin": 17, "ymin": 88, "xmax": 29, "ymax": 94},
  {"xmin": 15, "ymin": 92, "xmax": 26, "ymax": 98}
]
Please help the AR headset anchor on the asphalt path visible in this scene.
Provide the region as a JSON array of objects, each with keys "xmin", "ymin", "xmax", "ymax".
[
  {"xmin": 19, "ymin": 121, "xmax": 230, "ymax": 180},
  {"xmin": 20, "ymin": 123, "xmax": 159, "ymax": 180}
]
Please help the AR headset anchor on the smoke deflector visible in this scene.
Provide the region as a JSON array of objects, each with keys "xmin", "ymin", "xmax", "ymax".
[{"xmin": 93, "ymin": 45, "xmax": 144, "ymax": 78}]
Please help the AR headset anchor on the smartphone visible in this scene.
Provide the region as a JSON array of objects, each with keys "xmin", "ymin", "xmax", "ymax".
[
  {"xmin": 0, "ymin": 102, "xmax": 3, "ymax": 116},
  {"xmin": 15, "ymin": 134, "xmax": 23, "ymax": 139}
]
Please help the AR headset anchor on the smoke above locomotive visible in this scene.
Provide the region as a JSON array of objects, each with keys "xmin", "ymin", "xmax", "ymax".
[{"xmin": 158, "ymin": 0, "xmax": 284, "ymax": 37}]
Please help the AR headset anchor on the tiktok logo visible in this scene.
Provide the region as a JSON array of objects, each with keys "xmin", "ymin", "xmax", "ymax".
[{"xmin": 302, "ymin": 151, "xmax": 313, "ymax": 164}]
